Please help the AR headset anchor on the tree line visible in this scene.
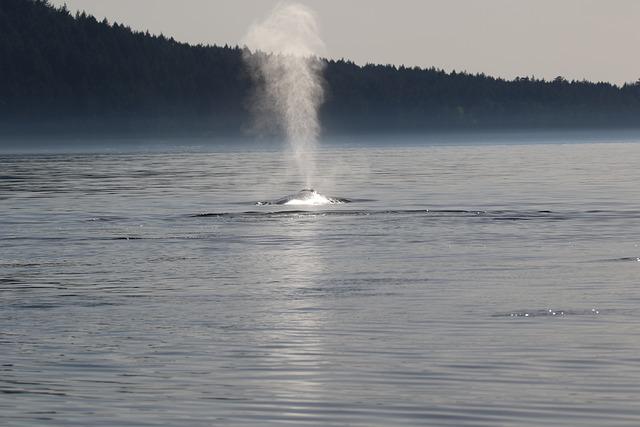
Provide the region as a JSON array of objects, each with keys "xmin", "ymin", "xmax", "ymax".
[{"xmin": 1, "ymin": 0, "xmax": 639, "ymax": 136}]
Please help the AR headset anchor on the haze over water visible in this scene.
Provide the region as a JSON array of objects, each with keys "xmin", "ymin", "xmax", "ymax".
[{"xmin": 2, "ymin": 136, "xmax": 640, "ymax": 426}]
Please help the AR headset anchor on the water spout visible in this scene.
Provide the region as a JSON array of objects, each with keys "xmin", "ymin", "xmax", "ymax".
[{"xmin": 242, "ymin": 2, "xmax": 325, "ymax": 188}]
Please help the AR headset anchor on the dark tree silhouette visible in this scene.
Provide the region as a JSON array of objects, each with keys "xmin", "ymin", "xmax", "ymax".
[{"xmin": 1, "ymin": 0, "xmax": 639, "ymax": 137}]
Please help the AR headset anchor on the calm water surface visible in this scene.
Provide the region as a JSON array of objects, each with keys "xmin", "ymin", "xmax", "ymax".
[{"xmin": 1, "ymin": 139, "xmax": 640, "ymax": 426}]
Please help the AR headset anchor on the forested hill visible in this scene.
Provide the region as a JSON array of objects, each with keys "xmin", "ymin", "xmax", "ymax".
[{"xmin": 2, "ymin": 0, "xmax": 640, "ymax": 137}]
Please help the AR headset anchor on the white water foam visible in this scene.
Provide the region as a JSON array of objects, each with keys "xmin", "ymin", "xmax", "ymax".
[
  {"xmin": 284, "ymin": 191, "xmax": 332, "ymax": 206},
  {"xmin": 256, "ymin": 189, "xmax": 349, "ymax": 206}
]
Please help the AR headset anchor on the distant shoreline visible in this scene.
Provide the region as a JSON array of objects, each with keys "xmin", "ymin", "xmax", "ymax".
[
  {"xmin": 3, "ymin": 127, "xmax": 640, "ymax": 154},
  {"xmin": 3, "ymin": 0, "xmax": 640, "ymax": 140}
]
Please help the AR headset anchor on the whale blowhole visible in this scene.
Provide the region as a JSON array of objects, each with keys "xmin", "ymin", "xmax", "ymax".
[{"xmin": 256, "ymin": 189, "xmax": 350, "ymax": 206}]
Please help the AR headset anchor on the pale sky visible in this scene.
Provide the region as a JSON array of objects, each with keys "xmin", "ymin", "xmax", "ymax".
[{"xmin": 50, "ymin": 0, "xmax": 640, "ymax": 85}]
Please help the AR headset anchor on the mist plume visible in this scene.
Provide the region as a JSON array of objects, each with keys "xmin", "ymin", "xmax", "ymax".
[{"xmin": 242, "ymin": 2, "xmax": 326, "ymax": 188}]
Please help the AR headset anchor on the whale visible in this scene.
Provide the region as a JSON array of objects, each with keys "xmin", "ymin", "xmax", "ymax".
[{"xmin": 256, "ymin": 189, "xmax": 350, "ymax": 206}]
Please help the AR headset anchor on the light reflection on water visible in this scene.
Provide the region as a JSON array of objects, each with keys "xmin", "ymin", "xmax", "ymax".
[{"xmin": 1, "ymin": 140, "xmax": 640, "ymax": 426}]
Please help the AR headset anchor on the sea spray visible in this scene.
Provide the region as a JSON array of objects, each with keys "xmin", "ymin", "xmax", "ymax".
[{"xmin": 242, "ymin": 2, "xmax": 325, "ymax": 188}]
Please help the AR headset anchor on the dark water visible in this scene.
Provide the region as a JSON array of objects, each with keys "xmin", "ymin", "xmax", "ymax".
[{"xmin": 1, "ymin": 140, "xmax": 640, "ymax": 426}]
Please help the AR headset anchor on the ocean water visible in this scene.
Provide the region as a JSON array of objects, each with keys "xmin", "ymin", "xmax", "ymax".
[{"xmin": 1, "ymin": 139, "xmax": 640, "ymax": 426}]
